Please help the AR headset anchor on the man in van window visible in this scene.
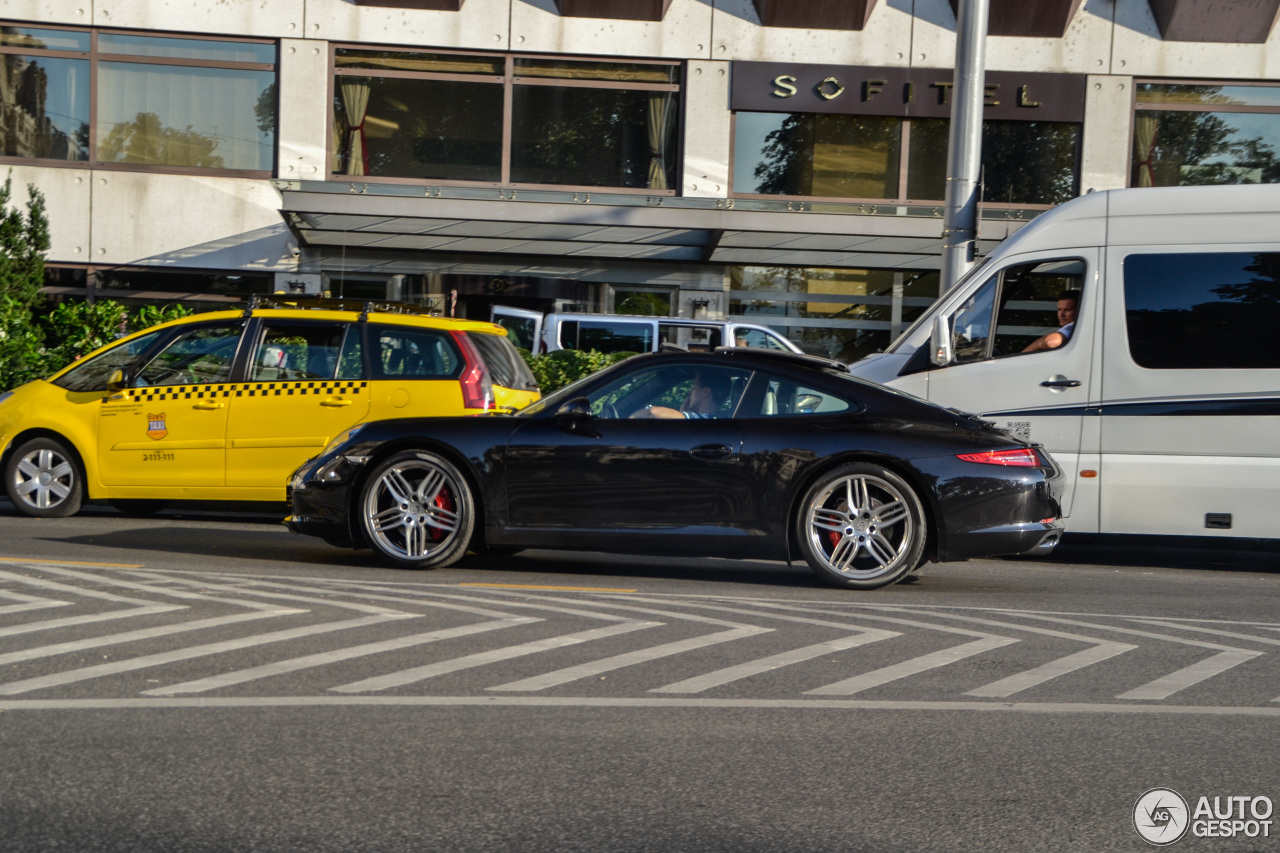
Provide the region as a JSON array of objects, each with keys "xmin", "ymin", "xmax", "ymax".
[
  {"xmin": 1022, "ymin": 289, "xmax": 1081, "ymax": 353},
  {"xmin": 632, "ymin": 372, "xmax": 729, "ymax": 419}
]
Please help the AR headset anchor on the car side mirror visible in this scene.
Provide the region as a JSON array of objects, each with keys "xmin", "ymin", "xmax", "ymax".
[
  {"xmin": 930, "ymin": 314, "xmax": 954, "ymax": 366},
  {"xmin": 107, "ymin": 369, "xmax": 128, "ymax": 392},
  {"xmin": 554, "ymin": 397, "xmax": 599, "ymax": 436}
]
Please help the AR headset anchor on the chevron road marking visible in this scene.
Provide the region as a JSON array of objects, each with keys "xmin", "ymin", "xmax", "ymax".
[
  {"xmin": 651, "ymin": 634, "xmax": 887, "ymax": 694},
  {"xmin": 0, "ymin": 589, "xmax": 71, "ymax": 617},
  {"xmin": 0, "ymin": 569, "xmax": 188, "ymax": 638},
  {"xmin": 806, "ymin": 635, "xmax": 1019, "ymax": 696},
  {"xmin": 145, "ymin": 617, "xmax": 540, "ymax": 695},
  {"xmin": 331, "ymin": 621, "xmax": 661, "ymax": 693},
  {"xmin": 1008, "ymin": 614, "xmax": 1265, "ymax": 701},
  {"xmin": 0, "ymin": 613, "xmax": 405, "ymax": 696},
  {"xmin": 839, "ymin": 606, "xmax": 1138, "ymax": 699}
]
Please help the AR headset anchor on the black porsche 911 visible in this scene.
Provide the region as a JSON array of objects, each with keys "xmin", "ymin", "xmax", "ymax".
[{"xmin": 286, "ymin": 348, "xmax": 1063, "ymax": 589}]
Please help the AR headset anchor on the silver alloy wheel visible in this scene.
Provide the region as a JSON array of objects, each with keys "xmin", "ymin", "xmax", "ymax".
[
  {"xmin": 806, "ymin": 473, "xmax": 914, "ymax": 580},
  {"xmin": 363, "ymin": 458, "xmax": 463, "ymax": 561},
  {"xmin": 12, "ymin": 446, "xmax": 76, "ymax": 511}
]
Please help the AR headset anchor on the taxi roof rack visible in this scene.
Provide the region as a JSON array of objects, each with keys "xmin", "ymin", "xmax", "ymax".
[{"xmin": 242, "ymin": 294, "xmax": 442, "ymax": 321}]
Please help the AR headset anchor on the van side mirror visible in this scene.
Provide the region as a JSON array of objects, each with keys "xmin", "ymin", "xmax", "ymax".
[
  {"xmin": 107, "ymin": 369, "xmax": 128, "ymax": 392},
  {"xmin": 930, "ymin": 315, "xmax": 954, "ymax": 366}
]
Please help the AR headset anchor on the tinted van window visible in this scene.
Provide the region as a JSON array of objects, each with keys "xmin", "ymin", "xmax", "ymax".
[
  {"xmin": 1124, "ymin": 252, "xmax": 1280, "ymax": 369},
  {"xmin": 559, "ymin": 320, "xmax": 653, "ymax": 354}
]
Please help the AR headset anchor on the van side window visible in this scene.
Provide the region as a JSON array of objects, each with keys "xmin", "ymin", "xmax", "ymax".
[
  {"xmin": 950, "ymin": 259, "xmax": 1085, "ymax": 364},
  {"xmin": 1125, "ymin": 251, "xmax": 1280, "ymax": 369},
  {"xmin": 560, "ymin": 320, "xmax": 653, "ymax": 354}
]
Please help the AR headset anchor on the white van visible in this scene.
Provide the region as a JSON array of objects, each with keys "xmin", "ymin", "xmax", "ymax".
[
  {"xmin": 491, "ymin": 306, "xmax": 802, "ymax": 356},
  {"xmin": 849, "ymin": 183, "xmax": 1280, "ymax": 541}
]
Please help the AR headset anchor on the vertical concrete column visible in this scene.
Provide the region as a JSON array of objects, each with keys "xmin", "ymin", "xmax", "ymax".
[
  {"xmin": 682, "ymin": 60, "xmax": 732, "ymax": 198},
  {"xmin": 277, "ymin": 38, "xmax": 332, "ymax": 182},
  {"xmin": 1080, "ymin": 74, "xmax": 1134, "ymax": 193}
]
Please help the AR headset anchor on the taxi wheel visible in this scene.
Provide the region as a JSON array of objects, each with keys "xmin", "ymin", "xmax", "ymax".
[
  {"xmin": 5, "ymin": 437, "xmax": 84, "ymax": 518},
  {"xmin": 359, "ymin": 450, "xmax": 475, "ymax": 569}
]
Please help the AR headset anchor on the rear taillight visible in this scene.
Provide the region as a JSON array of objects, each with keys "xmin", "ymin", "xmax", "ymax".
[
  {"xmin": 452, "ymin": 332, "xmax": 494, "ymax": 411},
  {"xmin": 956, "ymin": 448, "xmax": 1041, "ymax": 467}
]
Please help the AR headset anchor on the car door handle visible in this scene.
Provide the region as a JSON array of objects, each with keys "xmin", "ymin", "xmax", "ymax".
[
  {"xmin": 192, "ymin": 401, "xmax": 224, "ymax": 410},
  {"xmin": 320, "ymin": 398, "xmax": 353, "ymax": 407},
  {"xmin": 1039, "ymin": 378, "xmax": 1081, "ymax": 388},
  {"xmin": 690, "ymin": 444, "xmax": 734, "ymax": 461}
]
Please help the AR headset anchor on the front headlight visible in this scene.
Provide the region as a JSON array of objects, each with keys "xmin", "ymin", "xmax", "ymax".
[{"xmin": 321, "ymin": 424, "xmax": 364, "ymax": 457}]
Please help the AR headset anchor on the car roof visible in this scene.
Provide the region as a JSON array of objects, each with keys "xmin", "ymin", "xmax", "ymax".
[
  {"xmin": 138, "ymin": 297, "xmax": 507, "ymax": 334},
  {"xmin": 634, "ymin": 346, "xmax": 850, "ymax": 373}
]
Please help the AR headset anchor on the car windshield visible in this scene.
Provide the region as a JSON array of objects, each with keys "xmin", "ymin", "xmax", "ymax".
[{"xmin": 50, "ymin": 330, "xmax": 165, "ymax": 392}]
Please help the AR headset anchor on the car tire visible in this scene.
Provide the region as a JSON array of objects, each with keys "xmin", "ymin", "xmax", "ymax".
[
  {"xmin": 359, "ymin": 450, "xmax": 475, "ymax": 569},
  {"xmin": 4, "ymin": 436, "xmax": 85, "ymax": 518},
  {"xmin": 796, "ymin": 462, "xmax": 926, "ymax": 590}
]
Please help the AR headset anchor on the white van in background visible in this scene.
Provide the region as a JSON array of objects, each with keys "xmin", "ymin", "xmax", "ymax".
[
  {"xmin": 848, "ymin": 183, "xmax": 1280, "ymax": 541},
  {"xmin": 491, "ymin": 306, "xmax": 802, "ymax": 356}
]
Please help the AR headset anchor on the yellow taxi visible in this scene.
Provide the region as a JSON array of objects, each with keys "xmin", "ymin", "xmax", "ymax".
[{"xmin": 0, "ymin": 298, "xmax": 540, "ymax": 517}]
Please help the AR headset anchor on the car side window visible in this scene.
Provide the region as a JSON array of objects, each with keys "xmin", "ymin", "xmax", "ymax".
[
  {"xmin": 51, "ymin": 330, "xmax": 165, "ymax": 392},
  {"xmin": 587, "ymin": 364, "xmax": 752, "ymax": 419},
  {"xmin": 251, "ymin": 324, "xmax": 346, "ymax": 381},
  {"xmin": 734, "ymin": 329, "xmax": 790, "ymax": 351},
  {"xmin": 134, "ymin": 325, "xmax": 242, "ymax": 387},
  {"xmin": 753, "ymin": 378, "xmax": 852, "ymax": 417},
  {"xmin": 373, "ymin": 327, "xmax": 462, "ymax": 379}
]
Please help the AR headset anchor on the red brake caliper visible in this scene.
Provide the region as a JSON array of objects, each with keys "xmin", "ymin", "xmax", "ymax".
[{"xmin": 430, "ymin": 487, "xmax": 454, "ymax": 541}]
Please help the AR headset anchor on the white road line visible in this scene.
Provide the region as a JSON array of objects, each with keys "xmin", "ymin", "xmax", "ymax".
[
  {"xmin": 125, "ymin": 571, "xmax": 414, "ymax": 617},
  {"xmin": 0, "ymin": 605, "xmax": 186, "ymax": 639},
  {"xmin": 807, "ymin": 636, "xmax": 1020, "ymax": 696},
  {"xmin": 848, "ymin": 605, "xmax": 1139, "ymax": 698},
  {"xmin": 145, "ymin": 617, "xmax": 540, "ymax": 695},
  {"xmin": 1130, "ymin": 620, "xmax": 1280, "ymax": 646},
  {"xmin": 6, "ymin": 696, "xmax": 1280, "ymax": 717},
  {"xmin": 0, "ymin": 590, "xmax": 71, "ymax": 617},
  {"xmin": 331, "ymin": 621, "xmax": 660, "ymax": 693},
  {"xmin": 650, "ymin": 634, "xmax": 886, "ymax": 694},
  {"xmin": 0, "ymin": 613, "xmax": 410, "ymax": 696},
  {"xmin": 966, "ymin": 644, "xmax": 1136, "ymax": 698},
  {"xmin": 0, "ymin": 609, "xmax": 308, "ymax": 667},
  {"xmin": 490, "ymin": 625, "xmax": 772, "ymax": 692},
  {"xmin": 1117, "ymin": 651, "xmax": 1262, "ymax": 701},
  {"xmin": 1007, "ymin": 613, "xmax": 1265, "ymax": 700}
]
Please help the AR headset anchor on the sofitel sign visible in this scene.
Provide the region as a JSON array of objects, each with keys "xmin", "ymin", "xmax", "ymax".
[{"xmin": 732, "ymin": 62, "xmax": 1086, "ymax": 124}]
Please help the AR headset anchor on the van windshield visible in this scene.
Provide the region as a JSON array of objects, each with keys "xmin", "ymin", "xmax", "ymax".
[{"xmin": 885, "ymin": 258, "xmax": 996, "ymax": 353}]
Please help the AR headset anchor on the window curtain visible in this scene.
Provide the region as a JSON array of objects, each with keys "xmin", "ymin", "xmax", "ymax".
[
  {"xmin": 646, "ymin": 92, "xmax": 674, "ymax": 190},
  {"xmin": 1134, "ymin": 114, "xmax": 1159, "ymax": 188},
  {"xmin": 339, "ymin": 78, "xmax": 371, "ymax": 176}
]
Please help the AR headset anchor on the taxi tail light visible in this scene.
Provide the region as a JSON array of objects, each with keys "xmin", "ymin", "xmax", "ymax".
[
  {"xmin": 956, "ymin": 448, "xmax": 1042, "ymax": 467},
  {"xmin": 452, "ymin": 331, "xmax": 494, "ymax": 411}
]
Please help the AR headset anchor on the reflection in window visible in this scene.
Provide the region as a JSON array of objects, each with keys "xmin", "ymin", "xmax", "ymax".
[
  {"xmin": 252, "ymin": 325, "xmax": 345, "ymax": 382},
  {"xmin": 136, "ymin": 325, "xmax": 241, "ymax": 386},
  {"xmin": 1132, "ymin": 84, "xmax": 1280, "ymax": 187},
  {"xmin": 1124, "ymin": 252, "xmax": 1280, "ymax": 369},
  {"xmin": 374, "ymin": 327, "xmax": 461, "ymax": 379},
  {"xmin": 908, "ymin": 119, "xmax": 1079, "ymax": 205},
  {"xmin": 332, "ymin": 48, "xmax": 680, "ymax": 190},
  {"xmin": 730, "ymin": 266, "xmax": 941, "ymax": 363},
  {"xmin": 735, "ymin": 112, "xmax": 900, "ymax": 199},
  {"xmin": 0, "ymin": 25, "xmax": 276, "ymax": 172},
  {"xmin": 51, "ymin": 330, "xmax": 164, "ymax": 392}
]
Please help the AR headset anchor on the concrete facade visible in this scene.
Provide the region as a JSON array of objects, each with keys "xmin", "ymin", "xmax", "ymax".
[{"xmin": 2, "ymin": 0, "xmax": 1277, "ymax": 334}]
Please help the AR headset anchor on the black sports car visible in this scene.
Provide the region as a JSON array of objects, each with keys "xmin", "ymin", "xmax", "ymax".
[{"xmin": 287, "ymin": 348, "xmax": 1063, "ymax": 589}]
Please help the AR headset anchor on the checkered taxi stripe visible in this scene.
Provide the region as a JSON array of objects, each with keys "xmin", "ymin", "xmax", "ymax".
[{"xmin": 120, "ymin": 381, "xmax": 368, "ymax": 402}]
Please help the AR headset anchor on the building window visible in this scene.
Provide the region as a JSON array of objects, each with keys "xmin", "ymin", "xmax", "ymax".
[
  {"xmin": 730, "ymin": 266, "xmax": 941, "ymax": 363},
  {"xmin": 332, "ymin": 47, "xmax": 680, "ymax": 191},
  {"xmin": 0, "ymin": 23, "xmax": 276, "ymax": 174},
  {"xmin": 1132, "ymin": 82, "xmax": 1280, "ymax": 187},
  {"xmin": 734, "ymin": 112, "xmax": 1079, "ymax": 206}
]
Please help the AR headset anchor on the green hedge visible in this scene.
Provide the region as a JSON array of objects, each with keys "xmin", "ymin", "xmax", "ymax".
[{"xmin": 520, "ymin": 348, "xmax": 635, "ymax": 395}]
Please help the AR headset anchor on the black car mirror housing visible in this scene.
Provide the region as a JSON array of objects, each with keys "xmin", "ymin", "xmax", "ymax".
[{"xmin": 554, "ymin": 398, "xmax": 599, "ymax": 436}]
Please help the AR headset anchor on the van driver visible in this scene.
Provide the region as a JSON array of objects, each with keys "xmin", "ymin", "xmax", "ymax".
[{"xmin": 1023, "ymin": 289, "xmax": 1080, "ymax": 353}]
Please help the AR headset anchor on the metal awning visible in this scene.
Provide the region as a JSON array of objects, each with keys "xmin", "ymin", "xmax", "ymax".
[{"xmin": 278, "ymin": 181, "xmax": 1025, "ymax": 272}]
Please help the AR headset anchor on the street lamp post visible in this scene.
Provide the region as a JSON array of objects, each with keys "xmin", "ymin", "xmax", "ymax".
[{"xmin": 940, "ymin": 0, "xmax": 991, "ymax": 293}]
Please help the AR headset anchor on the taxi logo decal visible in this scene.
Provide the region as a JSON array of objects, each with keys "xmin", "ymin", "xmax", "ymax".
[{"xmin": 146, "ymin": 413, "xmax": 168, "ymax": 440}]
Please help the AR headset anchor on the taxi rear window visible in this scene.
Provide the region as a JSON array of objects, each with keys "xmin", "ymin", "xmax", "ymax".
[{"xmin": 372, "ymin": 326, "xmax": 462, "ymax": 379}]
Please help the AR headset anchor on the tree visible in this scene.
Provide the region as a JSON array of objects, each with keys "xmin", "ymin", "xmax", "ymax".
[{"xmin": 0, "ymin": 172, "xmax": 50, "ymax": 391}]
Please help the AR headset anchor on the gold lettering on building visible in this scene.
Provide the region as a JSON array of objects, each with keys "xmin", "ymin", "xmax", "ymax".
[
  {"xmin": 984, "ymin": 83, "xmax": 1000, "ymax": 106},
  {"xmin": 930, "ymin": 81, "xmax": 954, "ymax": 104},
  {"xmin": 816, "ymin": 77, "xmax": 846, "ymax": 100},
  {"xmin": 1018, "ymin": 85, "xmax": 1042, "ymax": 107},
  {"xmin": 863, "ymin": 79, "xmax": 887, "ymax": 101},
  {"xmin": 772, "ymin": 75, "xmax": 798, "ymax": 98}
]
